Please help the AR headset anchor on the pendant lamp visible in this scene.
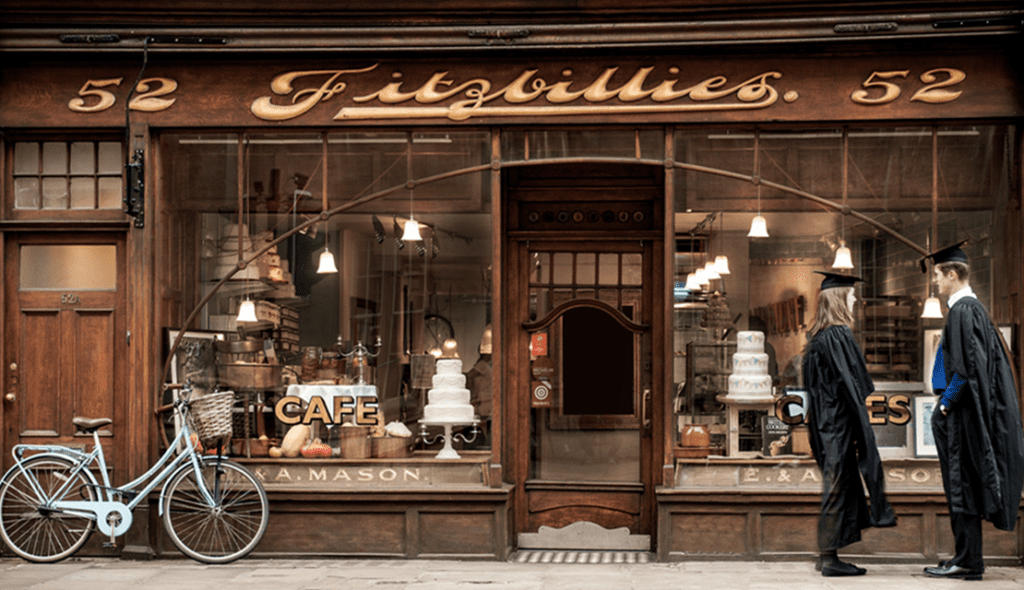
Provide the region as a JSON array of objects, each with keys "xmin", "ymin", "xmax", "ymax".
[
  {"xmin": 317, "ymin": 246, "xmax": 338, "ymax": 273},
  {"xmin": 402, "ymin": 132, "xmax": 422, "ymax": 242},
  {"xmin": 714, "ymin": 255, "xmax": 731, "ymax": 275},
  {"xmin": 921, "ymin": 296, "xmax": 943, "ymax": 319},
  {"xmin": 832, "ymin": 241, "xmax": 854, "ymax": 269},
  {"xmin": 747, "ymin": 215, "xmax": 769, "ymax": 238},
  {"xmin": 703, "ymin": 261, "xmax": 721, "ymax": 280},
  {"xmin": 748, "ymin": 131, "xmax": 769, "ymax": 238},
  {"xmin": 402, "ymin": 218, "xmax": 422, "ymax": 241},
  {"xmin": 316, "ymin": 134, "xmax": 338, "ymax": 273},
  {"xmin": 237, "ymin": 298, "xmax": 258, "ymax": 323}
]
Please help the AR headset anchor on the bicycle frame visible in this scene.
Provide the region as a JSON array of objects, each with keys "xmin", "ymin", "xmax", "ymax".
[{"xmin": 8, "ymin": 399, "xmax": 220, "ymax": 539}]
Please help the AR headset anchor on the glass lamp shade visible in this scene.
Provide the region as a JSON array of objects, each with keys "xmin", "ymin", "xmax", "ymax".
[
  {"xmin": 747, "ymin": 215, "xmax": 769, "ymax": 238},
  {"xmin": 832, "ymin": 243, "xmax": 854, "ymax": 269},
  {"xmin": 236, "ymin": 299, "xmax": 259, "ymax": 323},
  {"xmin": 703, "ymin": 261, "xmax": 721, "ymax": 280},
  {"xmin": 713, "ymin": 255, "xmax": 731, "ymax": 274},
  {"xmin": 317, "ymin": 249, "xmax": 338, "ymax": 273},
  {"xmin": 921, "ymin": 296, "xmax": 944, "ymax": 319},
  {"xmin": 402, "ymin": 218, "xmax": 423, "ymax": 241},
  {"xmin": 428, "ymin": 346, "xmax": 443, "ymax": 358},
  {"xmin": 684, "ymin": 272, "xmax": 702, "ymax": 291},
  {"xmin": 441, "ymin": 338, "xmax": 460, "ymax": 359}
]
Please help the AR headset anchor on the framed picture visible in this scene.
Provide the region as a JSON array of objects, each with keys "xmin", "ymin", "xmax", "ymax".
[
  {"xmin": 165, "ymin": 329, "xmax": 225, "ymax": 384},
  {"xmin": 914, "ymin": 395, "xmax": 940, "ymax": 457}
]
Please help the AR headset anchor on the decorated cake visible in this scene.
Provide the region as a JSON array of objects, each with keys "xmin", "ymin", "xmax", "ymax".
[
  {"xmin": 423, "ymin": 358, "xmax": 476, "ymax": 422},
  {"xmin": 725, "ymin": 331, "xmax": 774, "ymax": 402}
]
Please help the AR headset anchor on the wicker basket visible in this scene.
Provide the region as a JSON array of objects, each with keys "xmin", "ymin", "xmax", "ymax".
[{"xmin": 190, "ymin": 391, "xmax": 235, "ymax": 448}]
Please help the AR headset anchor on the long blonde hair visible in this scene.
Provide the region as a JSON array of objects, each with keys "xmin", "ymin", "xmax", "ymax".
[{"xmin": 806, "ymin": 286, "xmax": 855, "ymax": 342}]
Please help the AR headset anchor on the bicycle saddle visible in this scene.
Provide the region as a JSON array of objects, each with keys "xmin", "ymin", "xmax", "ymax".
[{"xmin": 73, "ymin": 417, "xmax": 113, "ymax": 432}]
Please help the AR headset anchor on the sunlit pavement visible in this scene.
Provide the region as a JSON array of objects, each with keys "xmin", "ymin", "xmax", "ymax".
[{"xmin": 3, "ymin": 557, "xmax": 1024, "ymax": 589}]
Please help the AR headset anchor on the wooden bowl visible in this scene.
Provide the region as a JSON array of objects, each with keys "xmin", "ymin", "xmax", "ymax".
[{"xmin": 339, "ymin": 437, "xmax": 371, "ymax": 459}]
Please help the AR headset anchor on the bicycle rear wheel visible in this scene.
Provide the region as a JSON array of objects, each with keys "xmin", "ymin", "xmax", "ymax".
[
  {"xmin": 163, "ymin": 458, "xmax": 268, "ymax": 563},
  {"xmin": 0, "ymin": 455, "xmax": 96, "ymax": 562}
]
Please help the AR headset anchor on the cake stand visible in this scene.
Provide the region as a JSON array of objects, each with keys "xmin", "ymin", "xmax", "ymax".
[
  {"xmin": 418, "ymin": 418, "xmax": 479, "ymax": 459},
  {"xmin": 716, "ymin": 393, "xmax": 777, "ymax": 457}
]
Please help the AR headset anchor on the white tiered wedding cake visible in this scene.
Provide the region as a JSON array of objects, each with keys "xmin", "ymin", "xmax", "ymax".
[
  {"xmin": 725, "ymin": 331, "xmax": 774, "ymax": 402},
  {"xmin": 423, "ymin": 358, "xmax": 476, "ymax": 422}
]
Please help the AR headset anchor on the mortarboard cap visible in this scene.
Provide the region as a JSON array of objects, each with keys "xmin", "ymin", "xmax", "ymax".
[
  {"xmin": 918, "ymin": 240, "xmax": 969, "ymax": 273},
  {"xmin": 814, "ymin": 270, "xmax": 864, "ymax": 291}
]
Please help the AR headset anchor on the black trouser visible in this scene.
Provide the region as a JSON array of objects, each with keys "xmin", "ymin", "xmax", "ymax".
[{"xmin": 948, "ymin": 512, "xmax": 984, "ymax": 571}]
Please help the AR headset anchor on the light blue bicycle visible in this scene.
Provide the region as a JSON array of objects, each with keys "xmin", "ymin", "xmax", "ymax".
[{"xmin": 0, "ymin": 385, "xmax": 268, "ymax": 563}]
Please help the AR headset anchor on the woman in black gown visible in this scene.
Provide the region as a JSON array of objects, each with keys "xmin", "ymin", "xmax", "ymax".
[{"xmin": 802, "ymin": 271, "xmax": 896, "ymax": 577}]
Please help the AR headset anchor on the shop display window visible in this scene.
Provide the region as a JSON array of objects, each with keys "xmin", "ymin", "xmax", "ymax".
[
  {"xmin": 672, "ymin": 125, "xmax": 1015, "ymax": 462},
  {"xmin": 160, "ymin": 131, "xmax": 494, "ymax": 461}
]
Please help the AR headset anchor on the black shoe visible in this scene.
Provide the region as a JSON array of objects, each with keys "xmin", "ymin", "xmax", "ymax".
[
  {"xmin": 923, "ymin": 564, "xmax": 983, "ymax": 581},
  {"xmin": 821, "ymin": 561, "xmax": 866, "ymax": 577}
]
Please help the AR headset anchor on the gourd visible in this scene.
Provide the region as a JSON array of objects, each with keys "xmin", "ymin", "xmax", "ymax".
[
  {"xmin": 280, "ymin": 424, "xmax": 311, "ymax": 458},
  {"xmin": 268, "ymin": 446, "xmax": 283, "ymax": 458},
  {"xmin": 300, "ymin": 438, "xmax": 332, "ymax": 458}
]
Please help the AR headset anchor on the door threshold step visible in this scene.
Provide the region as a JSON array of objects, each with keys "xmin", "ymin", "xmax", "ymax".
[{"xmin": 512, "ymin": 550, "xmax": 652, "ymax": 564}]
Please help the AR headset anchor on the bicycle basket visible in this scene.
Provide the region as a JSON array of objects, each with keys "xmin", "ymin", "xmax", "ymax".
[{"xmin": 189, "ymin": 391, "xmax": 235, "ymax": 448}]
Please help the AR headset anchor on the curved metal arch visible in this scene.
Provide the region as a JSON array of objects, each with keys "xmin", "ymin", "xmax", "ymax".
[
  {"xmin": 522, "ymin": 299, "xmax": 648, "ymax": 334},
  {"xmin": 161, "ymin": 154, "xmax": 925, "ymax": 387}
]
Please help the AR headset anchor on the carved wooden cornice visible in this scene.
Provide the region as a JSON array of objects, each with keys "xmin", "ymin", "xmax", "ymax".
[{"xmin": 1, "ymin": 9, "xmax": 1020, "ymax": 53}]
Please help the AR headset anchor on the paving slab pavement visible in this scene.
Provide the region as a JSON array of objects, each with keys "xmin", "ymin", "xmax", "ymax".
[{"xmin": 2, "ymin": 557, "xmax": 1023, "ymax": 589}]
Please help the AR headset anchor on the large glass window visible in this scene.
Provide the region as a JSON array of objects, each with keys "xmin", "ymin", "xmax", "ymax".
[
  {"xmin": 161, "ymin": 131, "xmax": 494, "ymax": 456},
  {"xmin": 672, "ymin": 125, "xmax": 1016, "ymax": 459}
]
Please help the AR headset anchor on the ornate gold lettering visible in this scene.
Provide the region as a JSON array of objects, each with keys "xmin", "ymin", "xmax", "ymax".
[
  {"xmin": 911, "ymin": 68, "xmax": 965, "ymax": 104},
  {"xmin": 851, "ymin": 70, "xmax": 909, "ymax": 105},
  {"xmin": 69, "ymin": 78, "xmax": 123, "ymax": 113},
  {"xmin": 338, "ymin": 67, "xmax": 782, "ymax": 122},
  {"xmin": 251, "ymin": 65, "xmax": 378, "ymax": 121},
  {"xmin": 129, "ymin": 77, "xmax": 177, "ymax": 112}
]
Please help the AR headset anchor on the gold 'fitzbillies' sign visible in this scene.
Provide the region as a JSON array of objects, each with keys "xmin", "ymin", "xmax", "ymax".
[{"xmin": 47, "ymin": 61, "xmax": 977, "ymax": 126}]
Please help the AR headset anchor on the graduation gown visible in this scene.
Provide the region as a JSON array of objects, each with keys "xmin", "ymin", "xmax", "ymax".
[
  {"xmin": 932, "ymin": 297, "xmax": 1024, "ymax": 531},
  {"xmin": 803, "ymin": 325, "xmax": 897, "ymax": 551}
]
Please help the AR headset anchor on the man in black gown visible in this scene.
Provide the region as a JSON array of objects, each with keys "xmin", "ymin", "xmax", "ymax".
[
  {"xmin": 803, "ymin": 272, "xmax": 897, "ymax": 576},
  {"xmin": 922, "ymin": 242, "xmax": 1024, "ymax": 581}
]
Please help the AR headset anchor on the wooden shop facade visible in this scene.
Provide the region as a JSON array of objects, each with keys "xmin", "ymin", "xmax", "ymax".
[{"xmin": 1, "ymin": 1, "xmax": 1023, "ymax": 563}]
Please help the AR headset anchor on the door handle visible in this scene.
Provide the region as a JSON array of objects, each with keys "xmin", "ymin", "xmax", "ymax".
[
  {"xmin": 642, "ymin": 388, "xmax": 652, "ymax": 429},
  {"xmin": 4, "ymin": 393, "xmax": 13, "ymax": 403}
]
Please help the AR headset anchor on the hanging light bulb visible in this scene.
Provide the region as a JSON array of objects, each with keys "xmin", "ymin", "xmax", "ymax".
[
  {"xmin": 832, "ymin": 241, "xmax": 854, "ymax": 269},
  {"xmin": 402, "ymin": 217, "xmax": 422, "ymax": 241},
  {"xmin": 921, "ymin": 296, "xmax": 943, "ymax": 319},
  {"xmin": 685, "ymin": 272, "xmax": 702, "ymax": 291},
  {"xmin": 317, "ymin": 247, "xmax": 338, "ymax": 273},
  {"xmin": 714, "ymin": 255, "xmax": 731, "ymax": 274},
  {"xmin": 748, "ymin": 215, "xmax": 769, "ymax": 238},
  {"xmin": 237, "ymin": 298, "xmax": 258, "ymax": 323},
  {"xmin": 703, "ymin": 261, "xmax": 720, "ymax": 280}
]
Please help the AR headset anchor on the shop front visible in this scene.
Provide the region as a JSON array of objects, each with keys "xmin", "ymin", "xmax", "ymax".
[{"xmin": 2, "ymin": 3, "xmax": 1023, "ymax": 563}]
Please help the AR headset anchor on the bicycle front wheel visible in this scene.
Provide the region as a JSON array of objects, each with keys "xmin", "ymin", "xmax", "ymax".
[
  {"xmin": 0, "ymin": 455, "xmax": 96, "ymax": 562},
  {"xmin": 163, "ymin": 458, "xmax": 268, "ymax": 563}
]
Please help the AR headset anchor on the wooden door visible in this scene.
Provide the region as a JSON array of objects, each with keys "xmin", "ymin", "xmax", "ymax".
[
  {"xmin": 3, "ymin": 233, "xmax": 127, "ymax": 475},
  {"xmin": 505, "ymin": 163, "xmax": 664, "ymax": 548}
]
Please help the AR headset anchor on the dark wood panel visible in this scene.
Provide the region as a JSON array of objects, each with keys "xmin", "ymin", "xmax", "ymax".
[
  {"xmin": 670, "ymin": 512, "xmax": 747, "ymax": 554},
  {"xmin": 20, "ymin": 310, "xmax": 61, "ymax": 436},
  {"xmin": 529, "ymin": 505, "xmax": 637, "ymax": 532},
  {"xmin": 74, "ymin": 310, "xmax": 116, "ymax": 429},
  {"xmin": 758, "ymin": 513, "xmax": 816, "ymax": 553},
  {"xmin": 528, "ymin": 489, "xmax": 640, "ymax": 514},
  {"xmin": 419, "ymin": 512, "xmax": 496, "ymax": 555}
]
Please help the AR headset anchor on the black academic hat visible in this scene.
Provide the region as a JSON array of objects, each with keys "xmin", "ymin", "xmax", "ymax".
[
  {"xmin": 814, "ymin": 270, "xmax": 864, "ymax": 291},
  {"xmin": 918, "ymin": 240, "xmax": 969, "ymax": 273}
]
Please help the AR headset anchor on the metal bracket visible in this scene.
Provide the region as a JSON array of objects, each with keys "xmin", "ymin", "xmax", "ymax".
[{"xmin": 124, "ymin": 148, "xmax": 145, "ymax": 228}]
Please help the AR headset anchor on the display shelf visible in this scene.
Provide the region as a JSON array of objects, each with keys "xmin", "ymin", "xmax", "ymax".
[{"xmin": 861, "ymin": 297, "xmax": 921, "ymax": 381}]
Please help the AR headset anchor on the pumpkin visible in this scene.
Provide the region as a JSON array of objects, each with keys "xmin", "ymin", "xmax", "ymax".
[
  {"xmin": 280, "ymin": 424, "xmax": 311, "ymax": 458},
  {"xmin": 301, "ymin": 438, "xmax": 332, "ymax": 458}
]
